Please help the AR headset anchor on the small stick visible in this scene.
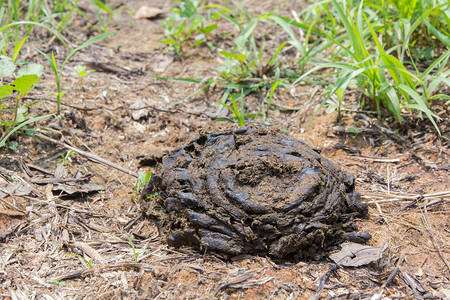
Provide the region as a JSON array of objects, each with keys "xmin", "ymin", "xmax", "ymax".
[
  {"xmin": 422, "ymin": 202, "xmax": 450, "ymax": 271},
  {"xmin": 418, "ymin": 198, "xmax": 443, "ymax": 208},
  {"xmin": 51, "ymin": 262, "xmax": 144, "ymax": 281},
  {"xmin": 363, "ymin": 190, "xmax": 450, "ymax": 204},
  {"xmin": 24, "ymin": 196, "xmax": 107, "ymax": 216},
  {"xmin": 371, "ymin": 268, "xmax": 400, "ymax": 300},
  {"xmin": 0, "ymin": 198, "xmax": 26, "ymax": 215},
  {"xmin": 309, "ymin": 264, "xmax": 339, "ymax": 300},
  {"xmin": 387, "ymin": 165, "xmax": 390, "ymax": 194},
  {"xmin": 349, "ymin": 155, "xmax": 401, "ymax": 163},
  {"xmin": 35, "ymin": 133, "xmax": 138, "ymax": 178}
]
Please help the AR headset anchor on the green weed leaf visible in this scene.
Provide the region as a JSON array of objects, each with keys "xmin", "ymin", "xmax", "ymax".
[
  {"xmin": 12, "ymin": 74, "xmax": 40, "ymax": 98},
  {"xmin": 0, "ymin": 114, "xmax": 52, "ymax": 148},
  {"xmin": 0, "ymin": 85, "xmax": 14, "ymax": 99},
  {"xmin": 202, "ymin": 24, "xmax": 217, "ymax": 34},
  {"xmin": 0, "ymin": 56, "xmax": 16, "ymax": 77},
  {"xmin": 17, "ymin": 63, "xmax": 44, "ymax": 78}
]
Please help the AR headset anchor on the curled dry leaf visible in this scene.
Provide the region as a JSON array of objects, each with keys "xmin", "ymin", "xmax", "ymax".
[
  {"xmin": 329, "ymin": 242, "xmax": 387, "ymax": 267},
  {"xmin": 133, "ymin": 6, "xmax": 164, "ymax": 20}
]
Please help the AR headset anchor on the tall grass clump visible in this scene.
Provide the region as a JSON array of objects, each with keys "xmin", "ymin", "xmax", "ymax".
[{"xmin": 293, "ymin": 0, "xmax": 448, "ymax": 134}]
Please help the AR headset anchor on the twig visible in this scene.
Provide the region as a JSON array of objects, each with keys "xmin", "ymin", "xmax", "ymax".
[
  {"xmin": 51, "ymin": 262, "xmax": 145, "ymax": 281},
  {"xmin": 23, "ymin": 196, "xmax": 107, "ymax": 216},
  {"xmin": 418, "ymin": 198, "xmax": 444, "ymax": 208},
  {"xmin": 422, "ymin": 202, "xmax": 450, "ymax": 272},
  {"xmin": 35, "ymin": 133, "xmax": 138, "ymax": 178},
  {"xmin": 371, "ymin": 268, "xmax": 399, "ymax": 300},
  {"xmin": 0, "ymin": 198, "xmax": 26, "ymax": 215},
  {"xmin": 309, "ymin": 264, "xmax": 339, "ymax": 300},
  {"xmin": 362, "ymin": 190, "xmax": 450, "ymax": 204},
  {"xmin": 0, "ymin": 166, "xmax": 15, "ymax": 176},
  {"xmin": 349, "ymin": 155, "xmax": 401, "ymax": 163}
]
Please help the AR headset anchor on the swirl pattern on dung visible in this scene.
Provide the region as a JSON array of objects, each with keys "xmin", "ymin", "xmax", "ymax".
[{"xmin": 142, "ymin": 127, "xmax": 369, "ymax": 259}]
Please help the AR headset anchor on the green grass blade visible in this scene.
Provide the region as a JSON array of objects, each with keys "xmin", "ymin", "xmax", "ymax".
[
  {"xmin": 12, "ymin": 35, "xmax": 28, "ymax": 62},
  {"xmin": 0, "ymin": 21, "xmax": 68, "ymax": 49},
  {"xmin": 400, "ymin": 2, "xmax": 450, "ymax": 61},
  {"xmin": 0, "ymin": 114, "xmax": 53, "ymax": 148},
  {"xmin": 62, "ymin": 32, "xmax": 116, "ymax": 70},
  {"xmin": 423, "ymin": 19, "xmax": 450, "ymax": 48},
  {"xmin": 173, "ymin": 80, "xmax": 214, "ymax": 105},
  {"xmin": 421, "ymin": 50, "xmax": 450, "ymax": 79},
  {"xmin": 331, "ymin": 0, "xmax": 361, "ymax": 60},
  {"xmin": 262, "ymin": 15, "xmax": 306, "ymax": 56},
  {"xmin": 399, "ymin": 84, "xmax": 441, "ymax": 134},
  {"xmin": 427, "ymin": 72, "xmax": 450, "ymax": 96},
  {"xmin": 35, "ymin": 49, "xmax": 58, "ymax": 76}
]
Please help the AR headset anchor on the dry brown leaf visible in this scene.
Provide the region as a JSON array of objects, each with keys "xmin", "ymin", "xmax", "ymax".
[{"xmin": 133, "ymin": 6, "xmax": 163, "ymax": 20}]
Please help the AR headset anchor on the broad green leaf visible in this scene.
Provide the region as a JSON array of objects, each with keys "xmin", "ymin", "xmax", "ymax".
[
  {"xmin": 160, "ymin": 38, "xmax": 175, "ymax": 45},
  {"xmin": 219, "ymin": 50, "xmax": 237, "ymax": 60},
  {"xmin": 12, "ymin": 74, "xmax": 40, "ymax": 98},
  {"xmin": 0, "ymin": 84, "xmax": 14, "ymax": 98},
  {"xmin": 194, "ymin": 33, "xmax": 205, "ymax": 41},
  {"xmin": 202, "ymin": 24, "xmax": 217, "ymax": 34},
  {"xmin": 17, "ymin": 63, "xmax": 44, "ymax": 77},
  {"xmin": 15, "ymin": 106, "xmax": 27, "ymax": 123},
  {"xmin": 236, "ymin": 53, "xmax": 247, "ymax": 63},
  {"xmin": 0, "ymin": 56, "xmax": 16, "ymax": 77},
  {"xmin": 180, "ymin": 0, "xmax": 197, "ymax": 18}
]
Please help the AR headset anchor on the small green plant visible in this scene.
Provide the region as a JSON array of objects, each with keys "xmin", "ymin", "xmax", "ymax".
[
  {"xmin": 127, "ymin": 234, "xmax": 150, "ymax": 263},
  {"xmin": 67, "ymin": 253, "xmax": 92, "ymax": 268},
  {"xmin": 86, "ymin": 0, "xmax": 116, "ymax": 33},
  {"xmin": 161, "ymin": 0, "xmax": 217, "ymax": 56},
  {"xmin": 75, "ymin": 65, "xmax": 95, "ymax": 85},
  {"xmin": 217, "ymin": 92, "xmax": 262, "ymax": 126},
  {"xmin": 48, "ymin": 279, "xmax": 64, "ymax": 287},
  {"xmin": 37, "ymin": 32, "xmax": 115, "ymax": 115},
  {"xmin": 0, "ymin": 74, "xmax": 52, "ymax": 149},
  {"xmin": 131, "ymin": 169, "xmax": 152, "ymax": 197},
  {"xmin": 59, "ymin": 149, "xmax": 76, "ymax": 166}
]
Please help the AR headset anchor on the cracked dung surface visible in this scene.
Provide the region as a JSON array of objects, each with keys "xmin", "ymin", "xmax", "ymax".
[{"xmin": 142, "ymin": 127, "xmax": 369, "ymax": 259}]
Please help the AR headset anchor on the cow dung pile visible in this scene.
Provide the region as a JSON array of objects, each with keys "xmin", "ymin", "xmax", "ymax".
[{"xmin": 142, "ymin": 127, "xmax": 369, "ymax": 259}]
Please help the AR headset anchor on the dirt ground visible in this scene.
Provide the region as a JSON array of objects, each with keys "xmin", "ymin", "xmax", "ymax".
[{"xmin": 1, "ymin": 0, "xmax": 449, "ymax": 299}]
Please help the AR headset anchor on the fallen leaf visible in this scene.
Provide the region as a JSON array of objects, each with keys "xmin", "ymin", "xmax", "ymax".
[
  {"xmin": 329, "ymin": 242, "xmax": 387, "ymax": 267},
  {"xmin": 3, "ymin": 182, "xmax": 33, "ymax": 196},
  {"xmin": 53, "ymin": 183, "xmax": 104, "ymax": 195},
  {"xmin": 150, "ymin": 53, "xmax": 174, "ymax": 73},
  {"xmin": 134, "ymin": 6, "xmax": 163, "ymax": 20}
]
